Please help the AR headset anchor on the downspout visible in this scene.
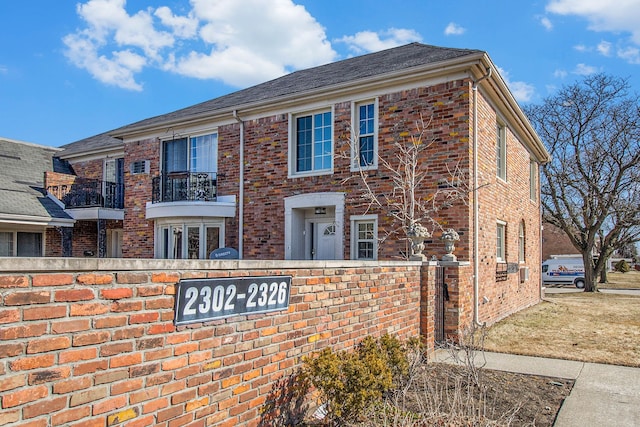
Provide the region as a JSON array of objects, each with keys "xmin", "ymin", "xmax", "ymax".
[
  {"xmin": 472, "ymin": 67, "xmax": 491, "ymax": 327},
  {"xmin": 233, "ymin": 110, "xmax": 244, "ymax": 259}
]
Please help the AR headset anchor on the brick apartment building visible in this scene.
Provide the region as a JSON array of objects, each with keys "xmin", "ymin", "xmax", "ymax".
[{"xmin": 38, "ymin": 43, "xmax": 550, "ymax": 324}]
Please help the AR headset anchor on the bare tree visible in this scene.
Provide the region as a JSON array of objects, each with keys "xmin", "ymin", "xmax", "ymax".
[
  {"xmin": 525, "ymin": 74, "xmax": 640, "ymax": 292},
  {"xmin": 343, "ymin": 115, "xmax": 469, "ymax": 259}
]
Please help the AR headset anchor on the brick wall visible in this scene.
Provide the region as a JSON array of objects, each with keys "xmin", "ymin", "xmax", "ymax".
[
  {"xmin": 473, "ymin": 89, "xmax": 542, "ymax": 325},
  {"xmin": 0, "ymin": 258, "xmax": 431, "ymax": 427}
]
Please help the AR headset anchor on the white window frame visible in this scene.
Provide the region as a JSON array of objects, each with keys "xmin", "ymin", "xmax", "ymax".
[
  {"xmin": 497, "ymin": 220, "xmax": 506, "ymax": 262},
  {"xmin": 161, "ymin": 132, "xmax": 218, "ymax": 175},
  {"xmin": 350, "ymin": 215, "xmax": 378, "ymax": 260},
  {"xmin": 496, "ymin": 122, "xmax": 507, "ymax": 181},
  {"xmin": 288, "ymin": 108, "xmax": 334, "ymax": 177},
  {"xmin": 518, "ymin": 221, "xmax": 525, "ymax": 263},
  {"xmin": 155, "ymin": 219, "xmax": 225, "ymax": 260},
  {"xmin": 0, "ymin": 230, "xmax": 44, "ymax": 257},
  {"xmin": 350, "ymin": 99, "xmax": 378, "ymax": 172},
  {"xmin": 529, "ymin": 159, "xmax": 536, "ymax": 201}
]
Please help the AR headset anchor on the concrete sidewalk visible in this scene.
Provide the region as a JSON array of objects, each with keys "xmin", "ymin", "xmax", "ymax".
[{"xmin": 433, "ymin": 350, "xmax": 640, "ymax": 426}]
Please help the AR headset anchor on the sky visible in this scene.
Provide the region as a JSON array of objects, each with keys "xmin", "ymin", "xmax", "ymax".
[{"xmin": 2, "ymin": 0, "xmax": 640, "ymax": 148}]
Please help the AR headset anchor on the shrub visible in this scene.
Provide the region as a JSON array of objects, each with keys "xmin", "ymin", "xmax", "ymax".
[
  {"xmin": 300, "ymin": 334, "xmax": 411, "ymax": 424},
  {"xmin": 615, "ymin": 259, "xmax": 631, "ymax": 273}
]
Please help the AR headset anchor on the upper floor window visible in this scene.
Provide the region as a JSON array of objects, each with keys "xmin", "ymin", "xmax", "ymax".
[
  {"xmin": 496, "ymin": 123, "xmax": 507, "ymax": 181},
  {"xmin": 351, "ymin": 100, "xmax": 378, "ymax": 170},
  {"xmin": 163, "ymin": 133, "xmax": 218, "ymax": 174},
  {"xmin": 529, "ymin": 159, "xmax": 536, "ymax": 201},
  {"xmin": 290, "ymin": 110, "xmax": 333, "ymax": 176}
]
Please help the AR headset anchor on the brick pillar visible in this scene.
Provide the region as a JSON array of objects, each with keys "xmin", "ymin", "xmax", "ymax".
[
  {"xmin": 441, "ymin": 261, "xmax": 473, "ymax": 342},
  {"xmin": 419, "ymin": 261, "xmax": 437, "ymax": 356}
]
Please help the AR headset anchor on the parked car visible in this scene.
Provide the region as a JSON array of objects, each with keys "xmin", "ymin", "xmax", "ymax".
[{"xmin": 542, "ymin": 258, "xmax": 585, "ymax": 288}]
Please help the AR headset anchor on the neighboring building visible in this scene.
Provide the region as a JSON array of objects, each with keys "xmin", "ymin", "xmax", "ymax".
[
  {"xmin": 542, "ymin": 222, "xmax": 579, "ymax": 261},
  {"xmin": 42, "ymin": 43, "xmax": 550, "ymax": 325},
  {"xmin": 0, "ymin": 137, "xmax": 74, "ymax": 256}
]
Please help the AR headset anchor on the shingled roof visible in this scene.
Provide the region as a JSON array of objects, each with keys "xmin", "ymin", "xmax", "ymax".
[
  {"xmin": 0, "ymin": 137, "xmax": 72, "ymax": 224},
  {"xmin": 58, "ymin": 43, "xmax": 482, "ymax": 156}
]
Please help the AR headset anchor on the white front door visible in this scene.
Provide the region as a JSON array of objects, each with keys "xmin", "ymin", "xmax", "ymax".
[{"xmin": 314, "ymin": 221, "xmax": 336, "ymax": 260}]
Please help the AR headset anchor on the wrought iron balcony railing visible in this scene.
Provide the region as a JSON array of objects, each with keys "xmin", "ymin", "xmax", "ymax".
[
  {"xmin": 152, "ymin": 172, "xmax": 219, "ymax": 203},
  {"xmin": 48, "ymin": 179, "xmax": 124, "ymax": 209}
]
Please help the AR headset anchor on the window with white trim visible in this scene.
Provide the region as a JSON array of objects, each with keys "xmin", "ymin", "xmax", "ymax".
[
  {"xmin": 350, "ymin": 215, "xmax": 377, "ymax": 260},
  {"xmin": 0, "ymin": 231, "xmax": 43, "ymax": 257},
  {"xmin": 496, "ymin": 221, "xmax": 506, "ymax": 261},
  {"xmin": 351, "ymin": 100, "xmax": 378, "ymax": 170},
  {"xmin": 496, "ymin": 122, "xmax": 507, "ymax": 180},
  {"xmin": 290, "ymin": 110, "xmax": 333, "ymax": 175},
  {"xmin": 518, "ymin": 221, "xmax": 526, "ymax": 263},
  {"xmin": 529, "ymin": 159, "xmax": 536, "ymax": 200},
  {"xmin": 163, "ymin": 133, "xmax": 218, "ymax": 174},
  {"xmin": 157, "ymin": 221, "xmax": 223, "ymax": 260}
]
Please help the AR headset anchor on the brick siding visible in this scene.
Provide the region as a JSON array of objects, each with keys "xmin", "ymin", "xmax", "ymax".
[{"xmin": 0, "ymin": 258, "xmax": 434, "ymax": 427}]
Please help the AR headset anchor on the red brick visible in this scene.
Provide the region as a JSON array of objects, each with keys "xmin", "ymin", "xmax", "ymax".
[
  {"xmin": 23, "ymin": 396, "xmax": 67, "ymax": 419},
  {"xmin": 32, "ymin": 274, "xmax": 74, "ymax": 287},
  {"xmin": 23, "ymin": 305, "xmax": 67, "ymax": 320},
  {"xmin": 136, "ymin": 284, "xmax": 164, "ymax": 296},
  {"xmin": 52, "ymin": 319, "xmax": 91, "ymax": 334},
  {"xmin": 100, "ymin": 341, "xmax": 134, "ymax": 356},
  {"xmin": 51, "ymin": 406, "xmax": 91, "ymax": 426},
  {"xmin": 0, "ymin": 342, "xmax": 23, "ymax": 358},
  {"xmin": 70, "ymin": 302, "xmax": 109, "ymax": 316},
  {"xmin": 110, "ymin": 352, "xmax": 142, "ymax": 368},
  {"xmin": 0, "ymin": 374, "xmax": 26, "ymax": 392},
  {"xmin": 94, "ymin": 315, "xmax": 127, "ymax": 329},
  {"xmin": 145, "ymin": 296, "xmax": 174, "ymax": 309},
  {"xmin": 151, "ymin": 272, "xmax": 179, "ymax": 284},
  {"xmin": 69, "ymin": 387, "xmax": 107, "ymax": 407},
  {"xmin": 74, "ymin": 359, "xmax": 109, "ymax": 376},
  {"xmin": 2, "ymin": 385, "xmax": 48, "ymax": 407},
  {"xmin": 53, "ymin": 376, "xmax": 92, "ymax": 394},
  {"xmin": 59, "ymin": 347, "xmax": 97, "ymax": 364},
  {"xmin": 0, "ymin": 308, "xmax": 20, "ymax": 324},
  {"xmin": 110, "ymin": 300, "xmax": 143, "ymax": 312},
  {"xmin": 92, "ymin": 395, "xmax": 127, "ymax": 415},
  {"xmin": 148, "ymin": 323, "xmax": 175, "ymax": 334},
  {"xmin": 0, "ymin": 275, "xmax": 28, "ymax": 288},
  {"xmin": 0, "ymin": 408, "xmax": 20, "ymax": 425},
  {"xmin": 130, "ymin": 312, "xmax": 158, "ymax": 324},
  {"xmin": 111, "ymin": 378, "xmax": 143, "ymax": 395},
  {"xmin": 76, "ymin": 273, "xmax": 113, "ymax": 285},
  {"xmin": 142, "ymin": 397, "xmax": 169, "ymax": 414},
  {"xmin": 55, "ymin": 288, "xmax": 95, "ymax": 302},
  {"xmin": 28, "ymin": 367, "xmax": 71, "ymax": 385},
  {"xmin": 73, "ymin": 330, "xmax": 110, "ymax": 346},
  {"xmin": 100, "ymin": 287, "xmax": 133, "ymax": 299},
  {"xmin": 116, "ymin": 272, "xmax": 148, "ymax": 284},
  {"xmin": 3, "ymin": 291, "xmax": 50, "ymax": 305},
  {"xmin": 27, "ymin": 336, "xmax": 71, "ymax": 353},
  {"xmin": 9, "ymin": 354, "xmax": 55, "ymax": 371},
  {"xmin": 67, "ymin": 418, "xmax": 104, "ymax": 427}
]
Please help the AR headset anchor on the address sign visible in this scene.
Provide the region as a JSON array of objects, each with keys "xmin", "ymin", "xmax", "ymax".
[{"xmin": 174, "ymin": 276, "xmax": 292, "ymax": 325}]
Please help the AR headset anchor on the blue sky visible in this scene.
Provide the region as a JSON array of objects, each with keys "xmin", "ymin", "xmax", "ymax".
[{"xmin": 2, "ymin": 0, "xmax": 640, "ymax": 148}]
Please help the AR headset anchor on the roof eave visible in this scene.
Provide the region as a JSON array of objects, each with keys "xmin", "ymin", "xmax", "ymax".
[{"xmin": 111, "ymin": 52, "xmax": 488, "ymax": 140}]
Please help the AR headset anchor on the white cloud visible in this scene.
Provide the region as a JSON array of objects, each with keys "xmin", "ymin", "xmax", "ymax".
[
  {"xmin": 617, "ymin": 46, "xmax": 640, "ymax": 64},
  {"xmin": 444, "ymin": 22, "xmax": 465, "ymax": 36},
  {"xmin": 597, "ymin": 41, "xmax": 612, "ymax": 56},
  {"xmin": 337, "ymin": 28, "xmax": 422, "ymax": 54},
  {"xmin": 497, "ymin": 67, "xmax": 535, "ymax": 102},
  {"xmin": 554, "ymin": 69, "xmax": 568, "ymax": 78},
  {"xmin": 538, "ymin": 16, "xmax": 553, "ymax": 30},
  {"xmin": 64, "ymin": 0, "xmax": 336, "ymax": 90},
  {"xmin": 547, "ymin": 0, "xmax": 640, "ymax": 64},
  {"xmin": 574, "ymin": 63, "xmax": 598, "ymax": 75}
]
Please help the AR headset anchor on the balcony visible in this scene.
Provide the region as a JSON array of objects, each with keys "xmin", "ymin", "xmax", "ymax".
[
  {"xmin": 48, "ymin": 178, "xmax": 124, "ymax": 209},
  {"xmin": 152, "ymin": 172, "xmax": 219, "ymax": 203}
]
